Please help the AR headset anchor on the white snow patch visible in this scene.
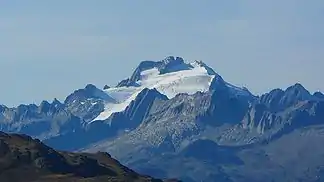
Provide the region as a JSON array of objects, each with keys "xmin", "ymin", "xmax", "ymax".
[
  {"xmin": 92, "ymin": 61, "xmax": 249, "ymax": 122},
  {"xmin": 93, "ymin": 64, "xmax": 214, "ymax": 122}
]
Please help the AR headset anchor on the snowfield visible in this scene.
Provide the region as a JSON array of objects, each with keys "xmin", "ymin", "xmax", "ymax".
[
  {"xmin": 93, "ymin": 60, "xmax": 249, "ymax": 122},
  {"xmin": 93, "ymin": 62, "xmax": 215, "ymax": 121}
]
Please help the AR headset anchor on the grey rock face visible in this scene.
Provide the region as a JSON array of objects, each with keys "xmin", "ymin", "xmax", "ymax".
[
  {"xmin": 242, "ymin": 103, "xmax": 278, "ymax": 133},
  {"xmin": 259, "ymin": 83, "xmax": 313, "ymax": 112},
  {"xmin": 243, "ymin": 83, "xmax": 324, "ymax": 135},
  {"xmin": 106, "ymin": 88, "xmax": 168, "ymax": 129},
  {"xmin": 64, "ymin": 84, "xmax": 115, "ymax": 122}
]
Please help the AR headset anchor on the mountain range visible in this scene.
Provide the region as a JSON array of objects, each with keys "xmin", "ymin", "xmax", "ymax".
[{"xmin": 1, "ymin": 56, "xmax": 324, "ymax": 182}]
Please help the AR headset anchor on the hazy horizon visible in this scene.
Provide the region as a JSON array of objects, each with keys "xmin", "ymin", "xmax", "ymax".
[{"xmin": 1, "ymin": 0, "xmax": 323, "ymax": 106}]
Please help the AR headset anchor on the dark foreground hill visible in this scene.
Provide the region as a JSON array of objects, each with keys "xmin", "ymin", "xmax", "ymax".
[{"xmin": 0, "ymin": 131, "xmax": 179, "ymax": 182}]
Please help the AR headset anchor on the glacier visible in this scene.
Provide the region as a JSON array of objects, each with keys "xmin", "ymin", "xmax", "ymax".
[{"xmin": 93, "ymin": 57, "xmax": 249, "ymax": 122}]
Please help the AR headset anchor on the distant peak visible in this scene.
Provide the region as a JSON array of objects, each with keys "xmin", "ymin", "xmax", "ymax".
[
  {"xmin": 52, "ymin": 98, "xmax": 63, "ymax": 107},
  {"xmin": 163, "ymin": 56, "xmax": 175, "ymax": 63},
  {"xmin": 285, "ymin": 83, "xmax": 310, "ymax": 97},
  {"xmin": 39, "ymin": 100, "xmax": 51, "ymax": 113},
  {"xmin": 192, "ymin": 60, "xmax": 204, "ymax": 65},
  {"xmin": 38, "ymin": 98, "xmax": 63, "ymax": 113},
  {"xmin": 40, "ymin": 100, "xmax": 50, "ymax": 107},
  {"xmin": 162, "ymin": 56, "xmax": 185, "ymax": 65},
  {"xmin": 65, "ymin": 84, "xmax": 115, "ymax": 104},
  {"xmin": 314, "ymin": 91, "xmax": 324, "ymax": 100},
  {"xmin": 85, "ymin": 84, "xmax": 97, "ymax": 91},
  {"xmin": 103, "ymin": 85, "xmax": 110, "ymax": 90},
  {"xmin": 289, "ymin": 83, "xmax": 306, "ymax": 90},
  {"xmin": 134, "ymin": 56, "xmax": 185, "ymax": 74}
]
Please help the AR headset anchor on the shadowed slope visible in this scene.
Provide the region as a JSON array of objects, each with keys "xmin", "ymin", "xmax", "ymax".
[{"xmin": 0, "ymin": 131, "xmax": 179, "ymax": 182}]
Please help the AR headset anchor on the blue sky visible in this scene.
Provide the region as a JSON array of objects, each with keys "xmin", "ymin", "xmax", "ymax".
[{"xmin": 0, "ymin": 0, "xmax": 323, "ymax": 106}]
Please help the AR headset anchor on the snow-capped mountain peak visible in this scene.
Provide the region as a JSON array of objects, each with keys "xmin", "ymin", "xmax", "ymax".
[{"xmin": 93, "ymin": 56, "xmax": 251, "ymax": 122}]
